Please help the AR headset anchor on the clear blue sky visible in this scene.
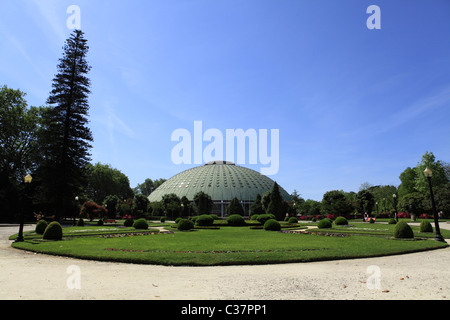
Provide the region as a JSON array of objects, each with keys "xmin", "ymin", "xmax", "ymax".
[{"xmin": 1, "ymin": 0, "xmax": 449, "ymax": 201}]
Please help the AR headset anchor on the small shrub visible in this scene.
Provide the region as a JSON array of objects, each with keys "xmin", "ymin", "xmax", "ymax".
[
  {"xmin": 256, "ymin": 214, "xmax": 276, "ymax": 225},
  {"xmin": 210, "ymin": 214, "xmax": 220, "ymax": 220},
  {"xmin": 288, "ymin": 216, "xmax": 298, "ymax": 224},
  {"xmin": 388, "ymin": 218, "xmax": 397, "ymax": 224},
  {"xmin": 264, "ymin": 219, "xmax": 281, "ymax": 231},
  {"xmin": 419, "ymin": 220, "xmax": 433, "ymax": 233},
  {"xmin": 160, "ymin": 217, "xmax": 166, "ymax": 223},
  {"xmin": 318, "ymin": 219, "xmax": 332, "ymax": 229},
  {"xmin": 369, "ymin": 218, "xmax": 375, "ymax": 224},
  {"xmin": 133, "ymin": 218, "xmax": 148, "ymax": 230},
  {"xmin": 394, "ymin": 221, "xmax": 414, "ymax": 239},
  {"xmin": 227, "ymin": 214, "xmax": 246, "ymax": 226},
  {"xmin": 97, "ymin": 219, "xmax": 104, "ymax": 226},
  {"xmin": 178, "ymin": 219, "xmax": 194, "ymax": 231},
  {"xmin": 35, "ymin": 220, "xmax": 48, "ymax": 234},
  {"xmin": 175, "ymin": 217, "xmax": 183, "ymax": 224},
  {"xmin": 124, "ymin": 218, "xmax": 134, "ymax": 227},
  {"xmin": 190, "ymin": 216, "xmax": 198, "ymax": 223},
  {"xmin": 43, "ymin": 221, "xmax": 63, "ymax": 240},
  {"xmin": 76, "ymin": 218, "xmax": 84, "ymax": 226},
  {"xmin": 250, "ymin": 214, "xmax": 260, "ymax": 221},
  {"xmin": 196, "ymin": 214, "xmax": 214, "ymax": 226},
  {"xmin": 334, "ymin": 216, "xmax": 348, "ymax": 225}
]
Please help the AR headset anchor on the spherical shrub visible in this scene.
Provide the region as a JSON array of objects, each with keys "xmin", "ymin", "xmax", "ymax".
[
  {"xmin": 334, "ymin": 216, "xmax": 348, "ymax": 225},
  {"xmin": 394, "ymin": 221, "xmax": 414, "ymax": 239},
  {"xmin": 264, "ymin": 219, "xmax": 281, "ymax": 231},
  {"xmin": 178, "ymin": 218, "xmax": 194, "ymax": 231},
  {"xmin": 195, "ymin": 214, "xmax": 214, "ymax": 226},
  {"xmin": 35, "ymin": 220, "xmax": 48, "ymax": 234},
  {"xmin": 256, "ymin": 214, "xmax": 276, "ymax": 225},
  {"xmin": 133, "ymin": 218, "xmax": 148, "ymax": 230},
  {"xmin": 124, "ymin": 218, "xmax": 134, "ymax": 227},
  {"xmin": 43, "ymin": 221, "xmax": 63, "ymax": 240},
  {"xmin": 420, "ymin": 220, "xmax": 433, "ymax": 233},
  {"xmin": 175, "ymin": 217, "xmax": 183, "ymax": 224},
  {"xmin": 250, "ymin": 214, "xmax": 260, "ymax": 221},
  {"xmin": 160, "ymin": 217, "xmax": 166, "ymax": 223},
  {"xmin": 288, "ymin": 216, "xmax": 298, "ymax": 224},
  {"xmin": 227, "ymin": 214, "xmax": 246, "ymax": 226},
  {"xmin": 76, "ymin": 218, "xmax": 84, "ymax": 226},
  {"xmin": 318, "ymin": 219, "xmax": 332, "ymax": 229},
  {"xmin": 388, "ymin": 218, "xmax": 397, "ymax": 224},
  {"xmin": 97, "ymin": 219, "xmax": 104, "ymax": 226},
  {"xmin": 369, "ymin": 218, "xmax": 375, "ymax": 224}
]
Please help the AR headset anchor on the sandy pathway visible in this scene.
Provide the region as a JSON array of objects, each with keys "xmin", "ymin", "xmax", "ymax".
[{"xmin": 1, "ymin": 223, "xmax": 449, "ymax": 300}]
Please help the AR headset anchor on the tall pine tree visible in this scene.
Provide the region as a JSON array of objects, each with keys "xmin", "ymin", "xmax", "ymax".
[{"xmin": 40, "ymin": 30, "xmax": 93, "ymax": 219}]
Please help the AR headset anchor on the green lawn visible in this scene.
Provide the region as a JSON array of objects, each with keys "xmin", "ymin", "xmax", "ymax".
[{"xmin": 11, "ymin": 222, "xmax": 448, "ymax": 266}]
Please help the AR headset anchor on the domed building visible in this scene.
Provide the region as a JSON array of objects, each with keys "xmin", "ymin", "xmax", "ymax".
[{"xmin": 148, "ymin": 161, "xmax": 292, "ymax": 216}]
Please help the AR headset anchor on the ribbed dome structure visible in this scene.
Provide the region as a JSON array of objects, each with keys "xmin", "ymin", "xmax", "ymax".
[{"xmin": 148, "ymin": 161, "xmax": 291, "ymax": 216}]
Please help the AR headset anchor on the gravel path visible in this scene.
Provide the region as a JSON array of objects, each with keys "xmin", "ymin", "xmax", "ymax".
[{"xmin": 1, "ymin": 223, "xmax": 449, "ymax": 300}]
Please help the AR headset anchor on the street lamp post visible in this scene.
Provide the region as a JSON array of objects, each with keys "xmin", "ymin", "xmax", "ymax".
[
  {"xmin": 393, "ymin": 194, "xmax": 398, "ymax": 222},
  {"xmin": 424, "ymin": 168, "xmax": 446, "ymax": 243},
  {"xmin": 15, "ymin": 174, "xmax": 32, "ymax": 243}
]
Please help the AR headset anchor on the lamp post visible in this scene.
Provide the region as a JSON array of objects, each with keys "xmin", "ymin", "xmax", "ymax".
[
  {"xmin": 15, "ymin": 174, "xmax": 32, "ymax": 242},
  {"xmin": 424, "ymin": 168, "xmax": 446, "ymax": 243},
  {"xmin": 393, "ymin": 194, "xmax": 398, "ymax": 222}
]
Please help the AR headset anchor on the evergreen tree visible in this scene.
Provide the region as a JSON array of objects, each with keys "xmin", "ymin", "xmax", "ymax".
[
  {"xmin": 227, "ymin": 197, "xmax": 244, "ymax": 216},
  {"xmin": 266, "ymin": 182, "xmax": 284, "ymax": 220},
  {"xmin": 250, "ymin": 194, "xmax": 264, "ymax": 215},
  {"xmin": 39, "ymin": 30, "xmax": 93, "ymax": 219}
]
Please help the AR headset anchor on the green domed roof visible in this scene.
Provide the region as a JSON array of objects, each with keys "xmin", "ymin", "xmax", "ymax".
[{"xmin": 148, "ymin": 161, "xmax": 292, "ymax": 203}]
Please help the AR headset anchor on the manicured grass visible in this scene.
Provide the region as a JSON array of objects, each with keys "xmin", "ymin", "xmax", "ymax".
[{"xmin": 11, "ymin": 223, "xmax": 448, "ymax": 266}]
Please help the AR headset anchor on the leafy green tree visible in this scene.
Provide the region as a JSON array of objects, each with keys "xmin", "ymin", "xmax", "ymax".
[
  {"xmin": 227, "ymin": 197, "xmax": 244, "ymax": 216},
  {"xmin": 103, "ymin": 194, "xmax": 120, "ymax": 218},
  {"xmin": 0, "ymin": 86, "xmax": 47, "ymax": 222},
  {"xmin": 39, "ymin": 30, "xmax": 93, "ymax": 219},
  {"xmin": 180, "ymin": 196, "xmax": 191, "ymax": 216},
  {"xmin": 193, "ymin": 191, "xmax": 213, "ymax": 215},
  {"xmin": 162, "ymin": 193, "xmax": 181, "ymax": 219},
  {"xmin": 414, "ymin": 151, "xmax": 448, "ymax": 193},
  {"xmin": 134, "ymin": 178, "xmax": 166, "ymax": 196},
  {"xmin": 133, "ymin": 194, "xmax": 150, "ymax": 216},
  {"xmin": 356, "ymin": 189, "xmax": 375, "ymax": 214},
  {"xmin": 85, "ymin": 163, "xmax": 133, "ymax": 204},
  {"xmin": 321, "ymin": 190, "xmax": 353, "ymax": 216},
  {"xmin": 398, "ymin": 167, "xmax": 417, "ymax": 197}
]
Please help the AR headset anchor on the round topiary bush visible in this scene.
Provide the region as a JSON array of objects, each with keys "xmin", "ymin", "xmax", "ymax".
[
  {"xmin": 97, "ymin": 219, "xmax": 104, "ymax": 226},
  {"xmin": 195, "ymin": 214, "xmax": 214, "ymax": 226},
  {"xmin": 394, "ymin": 221, "xmax": 414, "ymax": 239},
  {"xmin": 288, "ymin": 216, "xmax": 298, "ymax": 224},
  {"xmin": 160, "ymin": 217, "xmax": 166, "ymax": 223},
  {"xmin": 43, "ymin": 221, "xmax": 63, "ymax": 240},
  {"xmin": 264, "ymin": 219, "xmax": 281, "ymax": 231},
  {"xmin": 76, "ymin": 218, "xmax": 84, "ymax": 226},
  {"xmin": 124, "ymin": 218, "xmax": 134, "ymax": 227},
  {"xmin": 35, "ymin": 220, "xmax": 48, "ymax": 234},
  {"xmin": 256, "ymin": 214, "xmax": 276, "ymax": 225},
  {"xmin": 178, "ymin": 218, "xmax": 194, "ymax": 231},
  {"xmin": 419, "ymin": 220, "xmax": 433, "ymax": 233},
  {"xmin": 334, "ymin": 216, "xmax": 348, "ymax": 225},
  {"xmin": 318, "ymin": 219, "xmax": 332, "ymax": 229},
  {"xmin": 133, "ymin": 218, "xmax": 148, "ymax": 230},
  {"xmin": 175, "ymin": 217, "xmax": 183, "ymax": 224},
  {"xmin": 388, "ymin": 218, "xmax": 397, "ymax": 224},
  {"xmin": 227, "ymin": 214, "xmax": 246, "ymax": 226}
]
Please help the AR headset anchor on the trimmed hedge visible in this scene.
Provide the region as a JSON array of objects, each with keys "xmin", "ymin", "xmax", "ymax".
[
  {"xmin": 43, "ymin": 221, "xmax": 63, "ymax": 240},
  {"xmin": 334, "ymin": 217, "xmax": 348, "ymax": 225},
  {"xmin": 318, "ymin": 219, "xmax": 332, "ymax": 229},
  {"xmin": 195, "ymin": 214, "xmax": 214, "ymax": 226},
  {"xmin": 419, "ymin": 220, "xmax": 433, "ymax": 233},
  {"xmin": 394, "ymin": 221, "xmax": 414, "ymax": 239},
  {"xmin": 35, "ymin": 220, "xmax": 48, "ymax": 234},
  {"xmin": 133, "ymin": 218, "xmax": 148, "ymax": 230},
  {"xmin": 227, "ymin": 214, "xmax": 246, "ymax": 226},
  {"xmin": 264, "ymin": 219, "xmax": 281, "ymax": 231},
  {"xmin": 178, "ymin": 219, "xmax": 194, "ymax": 231}
]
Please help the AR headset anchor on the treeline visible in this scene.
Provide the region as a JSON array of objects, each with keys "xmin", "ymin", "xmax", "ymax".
[{"xmin": 292, "ymin": 151, "xmax": 450, "ymax": 220}]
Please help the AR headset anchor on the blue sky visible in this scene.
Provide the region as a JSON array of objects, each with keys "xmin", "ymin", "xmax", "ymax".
[{"xmin": 1, "ymin": 0, "xmax": 449, "ymax": 201}]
